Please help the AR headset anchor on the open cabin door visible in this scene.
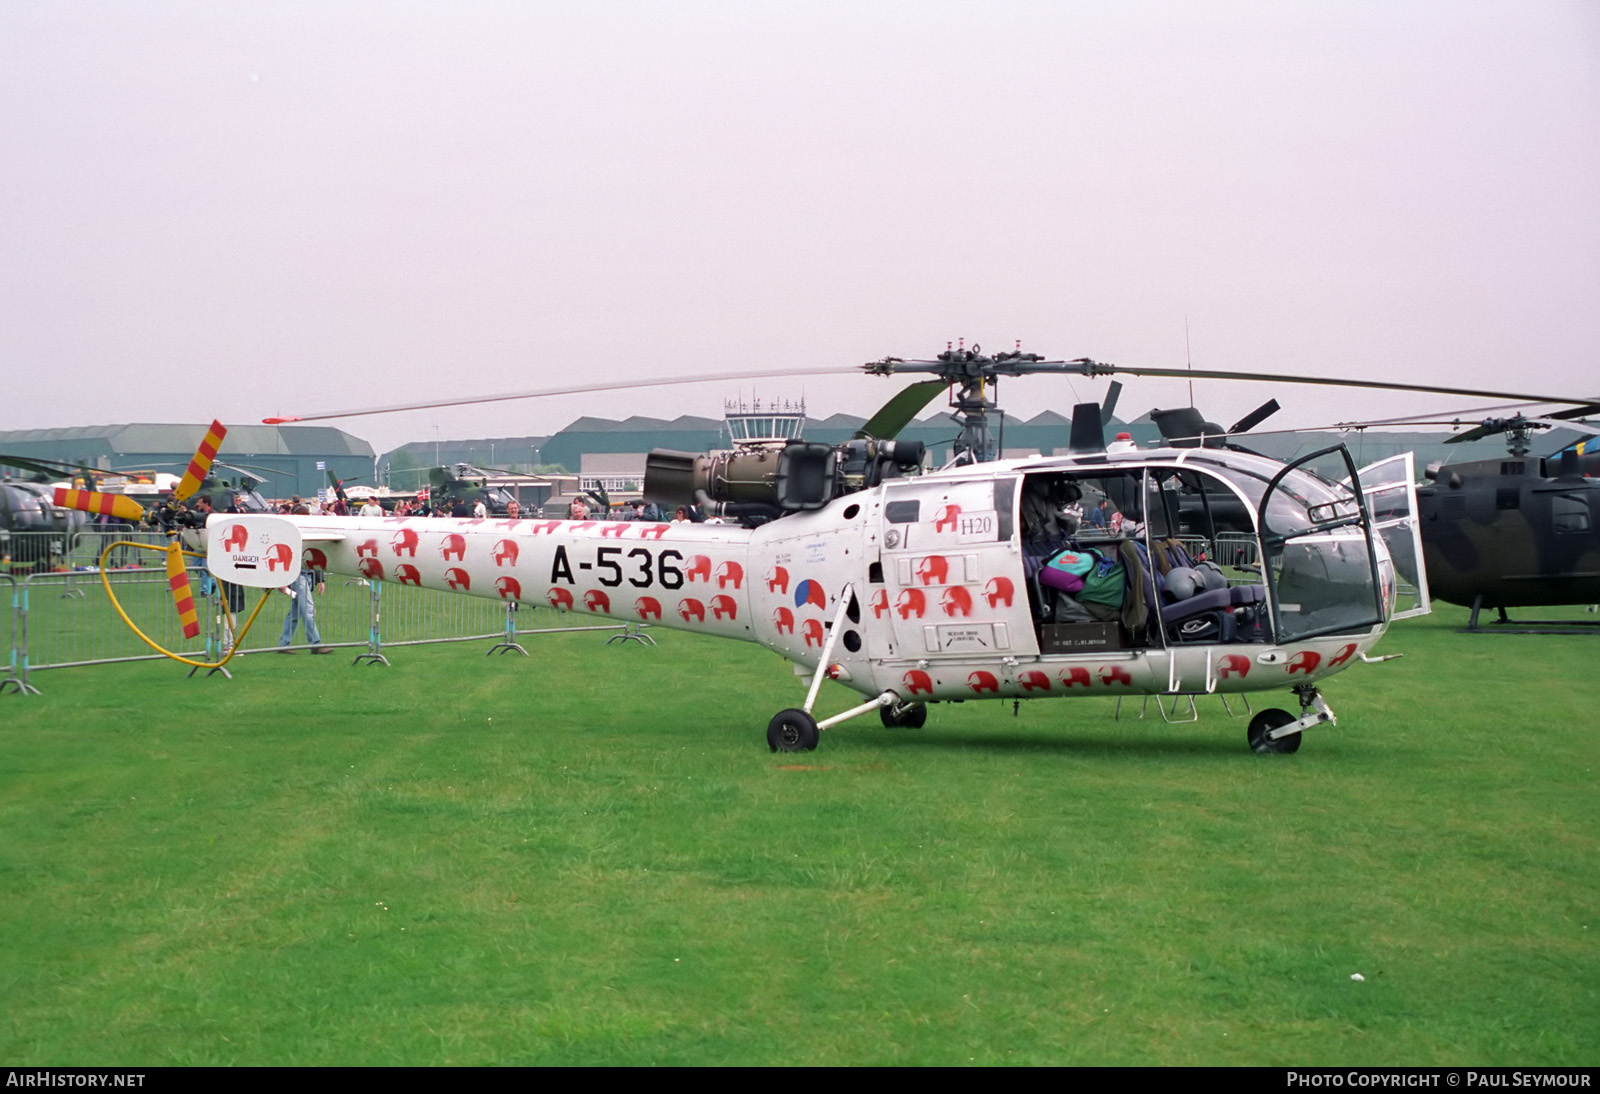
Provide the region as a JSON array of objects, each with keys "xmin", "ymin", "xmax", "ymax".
[
  {"xmin": 1352, "ymin": 452, "xmax": 1432, "ymax": 620},
  {"xmin": 1258, "ymin": 446, "xmax": 1387, "ymax": 643}
]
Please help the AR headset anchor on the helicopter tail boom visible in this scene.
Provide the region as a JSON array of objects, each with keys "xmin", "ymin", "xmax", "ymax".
[{"xmin": 204, "ymin": 514, "xmax": 763, "ymax": 643}]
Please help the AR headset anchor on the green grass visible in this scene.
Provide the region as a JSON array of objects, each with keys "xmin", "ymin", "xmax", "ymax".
[{"xmin": 2, "ymin": 604, "xmax": 1596, "ymax": 1065}]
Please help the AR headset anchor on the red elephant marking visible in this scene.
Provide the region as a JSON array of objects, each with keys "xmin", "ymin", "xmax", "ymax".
[
  {"xmin": 394, "ymin": 564, "xmax": 422, "ymax": 587},
  {"xmin": 547, "ymin": 587, "xmax": 574, "ymax": 610},
  {"xmin": 766, "ymin": 566, "xmax": 790, "ymax": 594},
  {"xmin": 1059, "ymin": 666, "xmax": 1093, "ymax": 688},
  {"xmin": 493, "ymin": 539, "xmax": 519, "ymax": 566},
  {"xmin": 903, "ymin": 670, "xmax": 934, "ymax": 696},
  {"xmin": 984, "ymin": 576, "xmax": 1014, "ymax": 609},
  {"xmin": 1287, "ymin": 651, "xmax": 1322, "ymax": 675},
  {"xmin": 494, "ymin": 576, "xmax": 521, "ymax": 600},
  {"xmin": 1326, "ymin": 643, "xmax": 1358, "ymax": 669},
  {"xmin": 896, "ymin": 588, "xmax": 927, "ymax": 619},
  {"xmin": 773, "ymin": 606, "xmax": 795, "ymax": 634},
  {"xmin": 686, "ymin": 555, "xmax": 712, "ymax": 583},
  {"xmin": 710, "ymin": 595, "xmax": 738, "ymax": 620},
  {"xmin": 934, "ymin": 504, "xmax": 961, "ymax": 533},
  {"xmin": 391, "ymin": 528, "xmax": 419, "ymax": 557},
  {"xmin": 583, "ymin": 589, "xmax": 610, "ymax": 613},
  {"xmin": 941, "ymin": 586, "xmax": 973, "ymax": 617},
  {"xmin": 715, "ymin": 561, "xmax": 744, "ymax": 589},
  {"xmin": 599, "ymin": 523, "xmax": 627, "ymax": 538},
  {"xmin": 303, "ymin": 547, "xmax": 328, "ymax": 571},
  {"xmin": 439, "ymin": 533, "xmax": 466, "ymax": 561},
  {"xmin": 638, "ymin": 523, "xmax": 670, "ymax": 540},
  {"xmin": 635, "ymin": 596, "xmax": 662, "ymax": 621},
  {"xmin": 801, "ymin": 618, "xmax": 825, "ymax": 647},
  {"xmin": 1018, "ymin": 670, "xmax": 1051, "ymax": 692},
  {"xmin": 358, "ymin": 558, "xmax": 384, "ymax": 581},
  {"xmin": 221, "ymin": 524, "xmax": 248, "ymax": 552},
  {"xmin": 968, "ymin": 671, "xmax": 1000, "ymax": 694},
  {"xmin": 445, "ymin": 568, "xmax": 471, "ymax": 592},
  {"xmin": 1218, "ymin": 655, "xmax": 1251, "ymax": 680},
  {"xmin": 870, "ymin": 589, "xmax": 889, "ymax": 619},
  {"xmin": 265, "ymin": 543, "xmax": 294, "ymax": 571},
  {"xmin": 679, "ymin": 598, "xmax": 706, "ymax": 623},
  {"xmin": 916, "ymin": 555, "xmax": 949, "ymax": 585},
  {"xmin": 355, "ymin": 538, "xmax": 379, "ymax": 558},
  {"xmin": 1099, "ymin": 665, "xmax": 1133, "ymax": 686}
]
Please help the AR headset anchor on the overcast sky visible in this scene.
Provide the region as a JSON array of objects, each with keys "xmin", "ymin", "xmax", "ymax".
[{"xmin": 2, "ymin": 1, "xmax": 1596, "ymax": 455}]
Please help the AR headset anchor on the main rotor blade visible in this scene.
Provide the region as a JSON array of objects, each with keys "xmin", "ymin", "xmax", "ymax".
[
  {"xmin": 855, "ymin": 380, "xmax": 947, "ymax": 440},
  {"xmin": 265, "ymin": 367, "xmax": 860, "ymax": 424},
  {"xmin": 1444, "ymin": 417, "xmax": 1600, "ymax": 445},
  {"xmin": 0, "ymin": 453, "xmax": 81, "ymax": 480},
  {"xmin": 865, "ymin": 357, "xmax": 1598, "ymax": 408}
]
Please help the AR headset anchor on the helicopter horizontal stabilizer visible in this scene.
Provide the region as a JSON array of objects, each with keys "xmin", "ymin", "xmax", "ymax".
[{"xmin": 205, "ymin": 514, "xmax": 303, "ymax": 588}]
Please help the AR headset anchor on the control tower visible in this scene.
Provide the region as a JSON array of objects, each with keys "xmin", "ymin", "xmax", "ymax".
[{"xmin": 724, "ymin": 396, "xmax": 806, "ymax": 446}]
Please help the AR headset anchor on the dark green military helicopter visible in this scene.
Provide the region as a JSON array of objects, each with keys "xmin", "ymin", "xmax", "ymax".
[
  {"xmin": 373, "ymin": 463, "xmax": 522, "ymax": 517},
  {"xmin": 1414, "ymin": 414, "xmax": 1600, "ymax": 630}
]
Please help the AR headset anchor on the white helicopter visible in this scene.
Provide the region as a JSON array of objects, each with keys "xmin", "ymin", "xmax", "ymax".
[
  {"xmin": 73, "ymin": 348, "xmax": 1590, "ymax": 753},
  {"xmin": 193, "ymin": 346, "xmax": 1515, "ymax": 756}
]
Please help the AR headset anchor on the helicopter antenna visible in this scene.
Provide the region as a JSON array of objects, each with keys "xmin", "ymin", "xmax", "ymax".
[{"xmin": 1185, "ymin": 316, "xmax": 1194, "ymax": 409}]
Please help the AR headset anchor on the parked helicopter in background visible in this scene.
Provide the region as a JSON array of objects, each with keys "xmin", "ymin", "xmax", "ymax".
[
  {"xmin": 382, "ymin": 463, "xmax": 522, "ymax": 517},
  {"xmin": 1414, "ymin": 413, "xmax": 1600, "ymax": 630}
]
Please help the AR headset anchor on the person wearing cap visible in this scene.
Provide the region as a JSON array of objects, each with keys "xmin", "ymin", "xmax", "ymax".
[{"xmin": 278, "ymin": 504, "xmax": 330, "ymax": 654}]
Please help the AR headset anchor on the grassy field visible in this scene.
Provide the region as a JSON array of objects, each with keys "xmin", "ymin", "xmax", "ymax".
[{"xmin": 2, "ymin": 604, "xmax": 1595, "ymax": 1065}]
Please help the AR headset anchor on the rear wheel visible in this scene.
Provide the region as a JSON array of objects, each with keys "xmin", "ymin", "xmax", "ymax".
[
  {"xmin": 1248, "ymin": 708, "xmax": 1301, "ymax": 754},
  {"xmin": 879, "ymin": 701, "xmax": 928, "ymax": 729}
]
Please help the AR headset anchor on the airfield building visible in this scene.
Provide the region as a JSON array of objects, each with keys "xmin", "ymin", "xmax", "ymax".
[{"xmin": 0, "ymin": 423, "xmax": 375, "ymax": 501}]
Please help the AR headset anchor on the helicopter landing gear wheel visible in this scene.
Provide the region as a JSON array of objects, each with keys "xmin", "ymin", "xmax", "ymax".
[
  {"xmin": 1248, "ymin": 708, "xmax": 1302, "ymax": 754},
  {"xmin": 767, "ymin": 708, "xmax": 821, "ymax": 752},
  {"xmin": 879, "ymin": 700, "xmax": 928, "ymax": 729}
]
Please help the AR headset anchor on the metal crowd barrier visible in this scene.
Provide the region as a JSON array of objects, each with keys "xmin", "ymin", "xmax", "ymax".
[
  {"xmin": 1, "ymin": 574, "xmax": 31, "ymax": 695},
  {"xmin": 1213, "ymin": 532, "xmax": 1262, "ymax": 583},
  {"xmin": 4, "ymin": 534, "xmax": 630, "ymax": 692}
]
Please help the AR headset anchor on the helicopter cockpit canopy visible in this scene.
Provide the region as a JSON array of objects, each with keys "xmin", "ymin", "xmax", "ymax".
[{"xmin": 1018, "ymin": 448, "xmax": 1393, "ymax": 646}]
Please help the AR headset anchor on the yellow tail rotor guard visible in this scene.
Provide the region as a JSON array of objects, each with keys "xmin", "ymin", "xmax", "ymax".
[{"xmin": 98, "ymin": 539, "xmax": 273, "ymax": 670}]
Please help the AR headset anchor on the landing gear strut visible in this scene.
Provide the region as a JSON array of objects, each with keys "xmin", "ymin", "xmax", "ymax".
[{"xmin": 1246, "ymin": 685, "xmax": 1336, "ymax": 753}]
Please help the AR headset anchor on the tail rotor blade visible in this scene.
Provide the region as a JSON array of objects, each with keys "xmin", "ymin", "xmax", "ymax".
[
  {"xmin": 53, "ymin": 487, "xmax": 146, "ymax": 523},
  {"xmin": 174, "ymin": 421, "xmax": 227, "ymax": 502},
  {"xmin": 164, "ymin": 542, "xmax": 201, "ymax": 640}
]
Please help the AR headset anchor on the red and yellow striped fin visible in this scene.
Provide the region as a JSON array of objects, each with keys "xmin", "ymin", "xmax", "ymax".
[
  {"xmin": 165, "ymin": 542, "xmax": 200, "ymax": 640},
  {"xmin": 174, "ymin": 420, "xmax": 227, "ymax": 501},
  {"xmin": 52, "ymin": 487, "xmax": 146, "ymax": 523}
]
